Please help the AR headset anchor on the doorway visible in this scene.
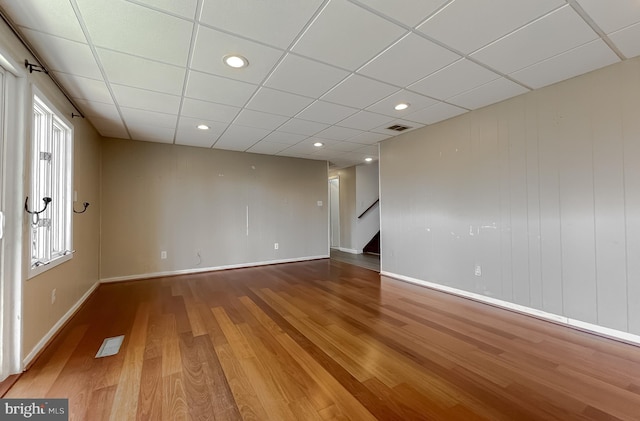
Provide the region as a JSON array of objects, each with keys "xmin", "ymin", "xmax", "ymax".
[
  {"xmin": 329, "ymin": 177, "xmax": 340, "ymax": 249},
  {"xmin": 0, "ymin": 61, "xmax": 23, "ymax": 381}
]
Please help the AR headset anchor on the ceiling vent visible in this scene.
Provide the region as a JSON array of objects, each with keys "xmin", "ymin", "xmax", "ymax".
[{"xmin": 387, "ymin": 124, "xmax": 412, "ymax": 132}]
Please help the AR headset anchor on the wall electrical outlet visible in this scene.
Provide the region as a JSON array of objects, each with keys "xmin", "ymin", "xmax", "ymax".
[
  {"xmin": 51, "ymin": 288, "xmax": 56, "ymax": 304},
  {"xmin": 161, "ymin": 251, "xmax": 167, "ymax": 259},
  {"xmin": 274, "ymin": 243, "xmax": 279, "ymax": 250},
  {"xmin": 474, "ymin": 265, "xmax": 482, "ymax": 277}
]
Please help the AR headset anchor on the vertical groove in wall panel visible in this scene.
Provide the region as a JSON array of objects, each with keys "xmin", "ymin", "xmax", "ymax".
[
  {"xmin": 621, "ymin": 62, "xmax": 640, "ymax": 335},
  {"xmin": 590, "ymin": 69, "xmax": 628, "ymax": 331},
  {"xmin": 525, "ymin": 95, "xmax": 543, "ymax": 310},
  {"xmin": 506, "ymin": 100, "xmax": 530, "ymax": 307},
  {"xmin": 473, "ymin": 114, "xmax": 500, "ymax": 298},
  {"xmin": 557, "ymin": 81, "xmax": 598, "ymax": 324},
  {"xmin": 497, "ymin": 110, "xmax": 513, "ymax": 302},
  {"xmin": 536, "ymin": 89, "xmax": 564, "ymax": 317}
]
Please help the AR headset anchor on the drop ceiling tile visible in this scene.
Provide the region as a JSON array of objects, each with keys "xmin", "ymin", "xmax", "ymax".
[
  {"xmin": 261, "ymin": 131, "xmax": 308, "ymax": 145},
  {"xmin": 121, "ymin": 107, "xmax": 178, "ymax": 128},
  {"xmin": 609, "ymin": 22, "xmax": 640, "ymax": 59},
  {"xmin": 417, "ymin": 0, "xmax": 565, "ymax": 54},
  {"xmin": 337, "ymin": 111, "xmax": 395, "ymax": 131},
  {"xmin": 315, "ymin": 126, "xmax": 363, "ymax": 141},
  {"xmin": 404, "ymin": 102, "xmax": 467, "ymax": 125},
  {"xmin": 21, "ymin": 29, "xmax": 101, "ymax": 79},
  {"xmin": 191, "ymin": 25, "xmax": 283, "ymax": 84},
  {"xmin": 321, "ymin": 74, "xmax": 399, "ymax": 109},
  {"xmin": 354, "ymin": 0, "xmax": 449, "ymax": 27},
  {"xmin": 359, "ymin": 33, "xmax": 460, "ymax": 86},
  {"xmin": 348, "ymin": 132, "xmax": 391, "ymax": 145},
  {"xmin": 128, "ymin": 0, "xmax": 198, "ymax": 19},
  {"xmin": 180, "ymin": 98, "xmax": 240, "ymax": 123},
  {"xmin": 471, "ymin": 5, "xmax": 599, "ymax": 75},
  {"xmin": 97, "ymin": 48, "xmax": 186, "ymax": 95},
  {"xmin": 246, "ymin": 87, "xmax": 314, "ymax": 116},
  {"xmin": 213, "ymin": 125, "xmax": 271, "ymax": 151},
  {"xmin": 111, "ymin": 84, "xmax": 181, "ymax": 114},
  {"xmin": 318, "ymin": 139, "xmax": 363, "ymax": 152},
  {"xmin": 53, "ymin": 72, "xmax": 114, "ymax": 103},
  {"xmin": 3, "ymin": 0, "xmax": 86, "ymax": 41},
  {"xmin": 448, "ymin": 78, "xmax": 529, "ymax": 110},
  {"xmin": 313, "ymin": 150, "xmax": 348, "ymax": 161},
  {"xmin": 74, "ymin": 99, "xmax": 121, "ymax": 120},
  {"xmin": 278, "ymin": 119, "xmax": 328, "ymax": 135},
  {"xmin": 341, "ymin": 151, "xmax": 379, "ymax": 161},
  {"xmin": 185, "ymin": 70, "xmax": 258, "ymax": 106},
  {"xmin": 510, "ymin": 40, "xmax": 620, "ymax": 89},
  {"xmin": 127, "ymin": 123, "xmax": 175, "ymax": 143},
  {"xmin": 409, "ymin": 59, "xmax": 501, "ymax": 100},
  {"xmin": 75, "ymin": 0, "xmax": 193, "ymax": 65},
  {"xmin": 296, "ymin": 101, "xmax": 359, "ymax": 124},
  {"xmin": 247, "ymin": 141, "xmax": 292, "ymax": 155},
  {"xmin": 575, "ymin": 0, "xmax": 640, "ymax": 34},
  {"xmin": 89, "ymin": 116, "xmax": 129, "ymax": 139},
  {"xmin": 276, "ymin": 148, "xmax": 315, "ymax": 159},
  {"xmin": 175, "ymin": 117, "xmax": 227, "ymax": 147},
  {"xmin": 264, "ymin": 54, "xmax": 349, "ymax": 97},
  {"xmin": 281, "ymin": 139, "xmax": 327, "ymax": 154},
  {"xmin": 292, "ymin": 0, "xmax": 406, "ymax": 70},
  {"xmin": 200, "ymin": 0, "xmax": 324, "ymax": 49},
  {"xmin": 352, "ymin": 144, "xmax": 379, "ymax": 155},
  {"xmin": 365, "ymin": 90, "xmax": 438, "ymax": 117},
  {"xmin": 372, "ymin": 119, "xmax": 423, "ymax": 134},
  {"xmin": 234, "ymin": 109, "xmax": 289, "ymax": 130}
]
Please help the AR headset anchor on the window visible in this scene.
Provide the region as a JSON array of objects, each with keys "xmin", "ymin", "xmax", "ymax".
[{"xmin": 28, "ymin": 93, "xmax": 73, "ymax": 275}]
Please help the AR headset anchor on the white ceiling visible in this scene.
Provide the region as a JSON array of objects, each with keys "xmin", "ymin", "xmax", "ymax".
[{"xmin": 0, "ymin": 0, "xmax": 638, "ymax": 168}]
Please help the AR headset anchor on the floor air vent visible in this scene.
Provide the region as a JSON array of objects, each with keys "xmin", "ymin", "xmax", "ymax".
[
  {"xmin": 95, "ymin": 335, "xmax": 125, "ymax": 358},
  {"xmin": 387, "ymin": 124, "xmax": 412, "ymax": 132}
]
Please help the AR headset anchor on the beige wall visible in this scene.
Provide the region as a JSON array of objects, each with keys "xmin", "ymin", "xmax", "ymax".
[
  {"xmin": 0, "ymin": 19, "xmax": 102, "ymax": 359},
  {"xmin": 100, "ymin": 139, "xmax": 328, "ymax": 280},
  {"xmin": 380, "ymin": 56, "xmax": 640, "ymax": 335}
]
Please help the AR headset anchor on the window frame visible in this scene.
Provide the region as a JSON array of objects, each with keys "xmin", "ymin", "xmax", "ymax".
[{"xmin": 27, "ymin": 89, "xmax": 74, "ymax": 279}]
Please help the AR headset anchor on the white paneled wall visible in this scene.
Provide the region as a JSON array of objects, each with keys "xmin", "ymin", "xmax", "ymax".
[{"xmin": 380, "ymin": 57, "xmax": 640, "ymax": 335}]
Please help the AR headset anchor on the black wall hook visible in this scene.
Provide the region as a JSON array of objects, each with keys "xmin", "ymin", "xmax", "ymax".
[
  {"xmin": 24, "ymin": 60, "xmax": 48, "ymax": 74},
  {"xmin": 73, "ymin": 202, "xmax": 90, "ymax": 214},
  {"xmin": 25, "ymin": 196, "xmax": 52, "ymax": 215}
]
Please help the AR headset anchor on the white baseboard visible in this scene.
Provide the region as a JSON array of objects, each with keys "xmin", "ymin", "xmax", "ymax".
[
  {"xmin": 100, "ymin": 255, "xmax": 330, "ymax": 283},
  {"xmin": 381, "ymin": 271, "xmax": 640, "ymax": 347},
  {"xmin": 23, "ymin": 281, "xmax": 100, "ymax": 368}
]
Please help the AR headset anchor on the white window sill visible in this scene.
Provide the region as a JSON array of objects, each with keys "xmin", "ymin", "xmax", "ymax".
[{"xmin": 28, "ymin": 253, "xmax": 73, "ymax": 280}]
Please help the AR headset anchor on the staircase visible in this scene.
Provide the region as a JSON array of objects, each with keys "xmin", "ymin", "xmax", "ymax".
[{"xmin": 363, "ymin": 231, "xmax": 380, "ymax": 255}]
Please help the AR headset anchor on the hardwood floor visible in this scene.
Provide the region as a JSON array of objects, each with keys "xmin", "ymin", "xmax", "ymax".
[
  {"xmin": 6, "ymin": 259, "xmax": 640, "ymax": 420},
  {"xmin": 329, "ymin": 249, "xmax": 380, "ymax": 272}
]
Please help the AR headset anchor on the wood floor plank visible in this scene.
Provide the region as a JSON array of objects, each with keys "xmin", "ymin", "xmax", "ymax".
[
  {"xmin": 136, "ymin": 357, "xmax": 162, "ymax": 420},
  {"xmin": 108, "ymin": 302, "xmax": 149, "ymax": 421},
  {"xmin": 214, "ymin": 343, "xmax": 270, "ymax": 421},
  {"xmin": 5, "ymin": 259, "xmax": 640, "ymax": 420},
  {"xmin": 162, "ymin": 372, "xmax": 188, "ymax": 421},
  {"xmin": 193, "ymin": 335, "xmax": 242, "ymax": 421}
]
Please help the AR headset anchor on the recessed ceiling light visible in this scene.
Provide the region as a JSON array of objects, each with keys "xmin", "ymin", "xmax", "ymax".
[
  {"xmin": 223, "ymin": 54, "xmax": 248, "ymax": 68},
  {"xmin": 197, "ymin": 124, "xmax": 210, "ymax": 130},
  {"xmin": 394, "ymin": 103, "xmax": 410, "ymax": 111},
  {"xmin": 365, "ymin": 157, "xmax": 373, "ymax": 162},
  {"xmin": 313, "ymin": 142, "xmax": 324, "ymax": 147}
]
